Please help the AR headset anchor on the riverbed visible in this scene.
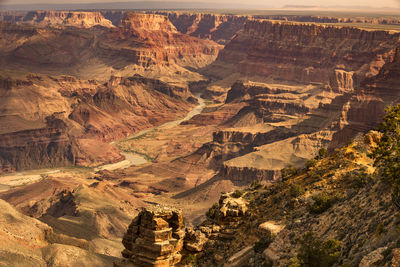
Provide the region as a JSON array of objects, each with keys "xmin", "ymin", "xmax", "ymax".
[{"xmin": 96, "ymin": 94, "xmax": 205, "ymax": 171}]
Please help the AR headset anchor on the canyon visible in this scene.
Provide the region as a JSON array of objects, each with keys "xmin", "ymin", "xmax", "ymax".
[{"xmin": 0, "ymin": 8, "xmax": 400, "ymax": 266}]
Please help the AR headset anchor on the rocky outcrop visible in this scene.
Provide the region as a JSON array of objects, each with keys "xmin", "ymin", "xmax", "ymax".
[
  {"xmin": 115, "ymin": 13, "xmax": 222, "ymax": 69},
  {"xmin": 221, "ymin": 165, "xmax": 281, "ymax": 185},
  {"xmin": 184, "ymin": 227, "xmax": 208, "ymax": 252},
  {"xmin": 152, "ymin": 12, "xmax": 250, "ymax": 44},
  {"xmin": 329, "ymin": 69, "xmax": 356, "ymax": 93},
  {"xmin": 119, "ymin": 206, "xmax": 185, "ymax": 267},
  {"xmin": 0, "ymin": 123, "xmax": 77, "ymax": 174}
]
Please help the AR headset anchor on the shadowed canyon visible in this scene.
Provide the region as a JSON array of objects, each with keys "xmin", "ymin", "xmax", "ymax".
[{"xmin": 1, "ymin": 8, "xmax": 400, "ymax": 267}]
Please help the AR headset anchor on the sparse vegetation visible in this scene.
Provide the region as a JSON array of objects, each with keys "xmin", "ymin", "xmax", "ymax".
[
  {"xmin": 371, "ymin": 104, "xmax": 400, "ymax": 206},
  {"xmin": 206, "ymin": 203, "xmax": 219, "ymax": 219},
  {"xmin": 232, "ymin": 189, "xmax": 244, "ymax": 198},
  {"xmin": 309, "ymin": 192, "xmax": 337, "ymax": 214},
  {"xmin": 254, "ymin": 235, "xmax": 273, "ymax": 253},
  {"xmin": 315, "ymin": 147, "xmax": 328, "ymax": 160},
  {"xmin": 296, "ymin": 232, "xmax": 341, "ymax": 267},
  {"xmin": 342, "ymin": 167, "xmax": 372, "ymax": 189},
  {"xmin": 281, "ymin": 165, "xmax": 299, "ymax": 181},
  {"xmin": 290, "ymin": 183, "xmax": 305, "ymax": 198}
]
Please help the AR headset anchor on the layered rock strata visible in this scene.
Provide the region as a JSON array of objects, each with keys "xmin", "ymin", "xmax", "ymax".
[
  {"xmin": 120, "ymin": 207, "xmax": 185, "ymax": 267},
  {"xmin": 7, "ymin": 10, "xmax": 114, "ymax": 28},
  {"xmin": 152, "ymin": 12, "xmax": 250, "ymax": 44},
  {"xmin": 218, "ymin": 20, "xmax": 399, "ymax": 83}
]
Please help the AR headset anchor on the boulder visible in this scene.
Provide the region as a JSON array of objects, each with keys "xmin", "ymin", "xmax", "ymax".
[{"xmin": 184, "ymin": 227, "xmax": 208, "ymax": 252}]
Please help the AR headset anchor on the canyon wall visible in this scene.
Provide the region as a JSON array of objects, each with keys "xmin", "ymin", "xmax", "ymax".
[
  {"xmin": 0, "ymin": 72, "xmax": 195, "ymax": 173},
  {"xmin": 152, "ymin": 12, "xmax": 249, "ymax": 44},
  {"xmin": 218, "ymin": 20, "xmax": 399, "ymax": 83},
  {"xmin": 193, "ymin": 20, "xmax": 400, "ymax": 184}
]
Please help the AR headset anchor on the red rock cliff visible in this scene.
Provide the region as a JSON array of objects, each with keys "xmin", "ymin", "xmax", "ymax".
[{"xmin": 218, "ymin": 20, "xmax": 399, "ymax": 84}]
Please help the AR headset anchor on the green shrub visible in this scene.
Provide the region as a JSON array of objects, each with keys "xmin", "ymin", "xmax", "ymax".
[
  {"xmin": 343, "ymin": 168, "xmax": 372, "ymax": 189},
  {"xmin": 376, "ymin": 223, "xmax": 385, "ymax": 236},
  {"xmin": 232, "ymin": 189, "xmax": 243, "ymax": 198},
  {"xmin": 305, "ymin": 159, "xmax": 318, "ymax": 171},
  {"xmin": 206, "ymin": 203, "xmax": 219, "ymax": 219},
  {"xmin": 290, "ymin": 184, "xmax": 305, "ymax": 198},
  {"xmin": 371, "ymin": 104, "xmax": 400, "ymax": 205},
  {"xmin": 281, "ymin": 165, "xmax": 299, "ymax": 181},
  {"xmin": 297, "ymin": 232, "xmax": 341, "ymax": 267},
  {"xmin": 183, "ymin": 254, "xmax": 197, "ymax": 265},
  {"xmin": 316, "ymin": 147, "xmax": 328, "ymax": 160},
  {"xmin": 309, "ymin": 192, "xmax": 336, "ymax": 214},
  {"xmin": 254, "ymin": 235, "xmax": 273, "ymax": 253}
]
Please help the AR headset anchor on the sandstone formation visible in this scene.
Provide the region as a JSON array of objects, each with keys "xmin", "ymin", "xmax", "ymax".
[{"xmin": 120, "ymin": 206, "xmax": 185, "ymax": 267}]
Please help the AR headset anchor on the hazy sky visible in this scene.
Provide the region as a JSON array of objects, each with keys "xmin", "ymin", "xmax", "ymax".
[{"xmin": 1, "ymin": 0, "xmax": 399, "ymax": 8}]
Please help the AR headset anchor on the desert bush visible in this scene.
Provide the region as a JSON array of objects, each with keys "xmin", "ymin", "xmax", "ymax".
[
  {"xmin": 232, "ymin": 189, "xmax": 243, "ymax": 198},
  {"xmin": 315, "ymin": 147, "xmax": 328, "ymax": 160},
  {"xmin": 254, "ymin": 235, "xmax": 273, "ymax": 253},
  {"xmin": 281, "ymin": 165, "xmax": 299, "ymax": 181},
  {"xmin": 206, "ymin": 203, "xmax": 219, "ymax": 219},
  {"xmin": 343, "ymin": 167, "xmax": 372, "ymax": 189},
  {"xmin": 290, "ymin": 183, "xmax": 305, "ymax": 198},
  {"xmin": 309, "ymin": 192, "xmax": 336, "ymax": 214},
  {"xmin": 297, "ymin": 232, "xmax": 341, "ymax": 267},
  {"xmin": 371, "ymin": 104, "xmax": 400, "ymax": 206},
  {"xmin": 305, "ymin": 159, "xmax": 318, "ymax": 171}
]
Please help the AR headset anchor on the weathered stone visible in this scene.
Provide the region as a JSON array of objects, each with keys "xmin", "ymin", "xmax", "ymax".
[
  {"xmin": 184, "ymin": 227, "xmax": 208, "ymax": 252},
  {"xmin": 217, "ymin": 193, "xmax": 248, "ymax": 220},
  {"xmin": 119, "ymin": 206, "xmax": 184, "ymax": 266},
  {"xmin": 359, "ymin": 247, "xmax": 387, "ymax": 267},
  {"xmin": 258, "ymin": 221, "xmax": 285, "ymax": 236}
]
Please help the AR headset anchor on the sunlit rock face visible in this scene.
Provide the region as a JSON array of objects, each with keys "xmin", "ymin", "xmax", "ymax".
[{"xmin": 118, "ymin": 207, "xmax": 185, "ymax": 267}]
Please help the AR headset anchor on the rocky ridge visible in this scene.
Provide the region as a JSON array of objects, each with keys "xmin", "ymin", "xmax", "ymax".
[{"xmin": 189, "ymin": 131, "xmax": 400, "ymax": 267}]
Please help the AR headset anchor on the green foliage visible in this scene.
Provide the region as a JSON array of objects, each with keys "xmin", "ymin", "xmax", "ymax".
[
  {"xmin": 288, "ymin": 257, "xmax": 301, "ymax": 267},
  {"xmin": 376, "ymin": 223, "xmax": 385, "ymax": 236},
  {"xmin": 183, "ymin": 254, "xmax": 197, "ymax": 265},
  {"xmin": 316, "ymin": 147, "xmax": 328, "ymax": 160},
  {"xmin": 281, "ymin": 165, "xmax": 299, "ymax": 181},
  {"xmin": 254, "ymin": 235, "xmax": 273, "ymax": 253},
  {"xmin": 232, "ymin": 189, "xmax": 243, "ymax": 198},
  {"xmin": 371, "ymin": 105, "xmax": 400, "ymax": 205},
  {"xmin": 305, "ymin": 159, "xmax": 318, "ymax": 171},
  {"xmin": 206, "ymin": 203, "xmax": 219, "ymax": 219},
  {"xmin": 290, "ymin": 183, "xmax": 305, "ymax": 198},
  {"xmin": 297, "ymin": 232, "xmax": 341, "ymax": 267},
  {"xmin": 343, "ymin": 167, "xmax": 372, "ymax": 189},
  {"xmin": 250, "ymin": 181, "xmax": 263, "ymax": 190},
  {"xmin": 309, "ymin": 192, "xmax": 336, "ymax": 214}
]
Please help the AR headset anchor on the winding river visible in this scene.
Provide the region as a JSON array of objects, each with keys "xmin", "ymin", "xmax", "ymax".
[{"xmin": 95, "ymin": 94, "xmax": 206, "ymax": 171}]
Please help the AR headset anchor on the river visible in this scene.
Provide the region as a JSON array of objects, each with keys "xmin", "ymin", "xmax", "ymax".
[{"xmin": 95, "ymin": 94, "xmax": 205, "ymax": 171}]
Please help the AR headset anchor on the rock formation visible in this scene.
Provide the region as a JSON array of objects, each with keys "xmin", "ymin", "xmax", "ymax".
[
  {"xmin": 152, "ymin": 12, "xmax": 250, "ymax": 44},
  {"xmin": 119, "ymin": 206, "xmax": 185, "ymax": 267},
  {"xmin": 217, "ymin": 20, "xmax": 399, "ymax": 83}
]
